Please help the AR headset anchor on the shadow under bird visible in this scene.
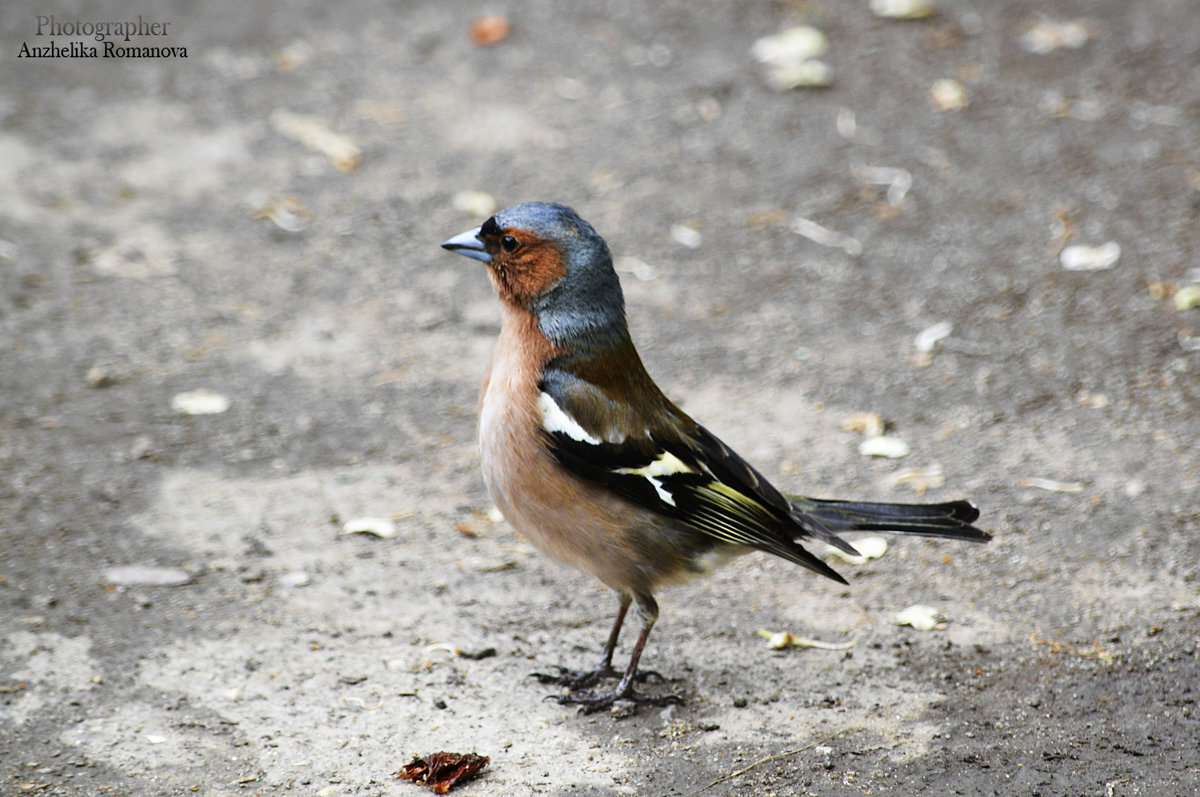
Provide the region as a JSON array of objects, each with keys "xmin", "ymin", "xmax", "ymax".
[{"xmin": 442, "ymin": 202, "xmax": 990, "ymax": 713}]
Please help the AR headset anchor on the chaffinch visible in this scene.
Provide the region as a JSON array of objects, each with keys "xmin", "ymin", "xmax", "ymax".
[{"xmin": 442, "ymin": 202, "xmax": 989, "ymax": 713}]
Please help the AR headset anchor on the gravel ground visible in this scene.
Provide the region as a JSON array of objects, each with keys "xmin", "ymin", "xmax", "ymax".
[{"xmin": 2, "ymin": 1, "xmax": 1198, "ymax": 795}]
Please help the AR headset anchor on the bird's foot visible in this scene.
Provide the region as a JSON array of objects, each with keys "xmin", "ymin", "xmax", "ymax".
[
  {"xmin": 532, "ymin": 664, "xmax": 665, "ymax": 692},
  {"xmin": 531, "ymin": 664, "xmax": 620, "ymax": 691},
  {"xmin": 552, "ymin": 685, "xmax": 683, "ymax": 715}
]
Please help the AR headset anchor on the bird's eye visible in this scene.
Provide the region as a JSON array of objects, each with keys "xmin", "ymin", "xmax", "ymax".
[{"xmin": 500, "ymin": 235, "xmax": 520, "ymax": 253}]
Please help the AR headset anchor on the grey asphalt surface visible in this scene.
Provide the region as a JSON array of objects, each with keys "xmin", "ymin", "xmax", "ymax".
[{"xmin": 2, "ymin": 1, "xmax": 1198, "ymax": 795}]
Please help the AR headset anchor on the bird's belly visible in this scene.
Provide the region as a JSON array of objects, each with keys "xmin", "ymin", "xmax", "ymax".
[{"xmin": 479, "ymin": 393, "xmax": 729, "ymax": 594}]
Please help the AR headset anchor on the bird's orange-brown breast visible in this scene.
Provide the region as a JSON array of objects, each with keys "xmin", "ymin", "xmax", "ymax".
[
  {"xmin": 476, "ymin": 301, "xmax": 697, "ymax": 593},
  {"xmin": 485, "ymin": 231, "xmax": 566, "ymax": 307}
]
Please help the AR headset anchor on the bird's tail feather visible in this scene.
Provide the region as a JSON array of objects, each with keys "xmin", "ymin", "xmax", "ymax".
[{"xmin": 791, "ymin": 497, "xmax": 991, "ymax": 544}]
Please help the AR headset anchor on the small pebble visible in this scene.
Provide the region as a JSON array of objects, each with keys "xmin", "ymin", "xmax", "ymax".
[
  {"xmin": 870, "ymin": 0, "xmax": 937, "ymax": 19},
  {"xmin": 1061, "ymin": 242, "xmax": 1120, "ymax": 271},
  {"xmin": 453, "ymin": 190, "xmax": 498, "ymax": 218},
  {"xmin": 670, "ymin": 224, "xmax": 702, "ymax": 248},
  {"xmin": 86, "ymin": 365, "xmax": 116, "ymax": 388},
  {"xmin": 615, "ymin": 256, "xmax": 658, "ymax": 281},
  {"xmin": 859, "ymin": 436, "xmax": 911, "ymax": 459},
  {"xmin": 914, "ymin": 321, "xmax": 953, "ymax": 353},
  {"xmin": 829, "ymin": 536, "xmax": 889, "ymax": 565},
  {"xmin": 1123, "ymin": 479, "xmax": 1146, "ymax": 498},
  {"xmin": 855, "ymin": 165, "xmax": 912, "ymax": 206},
  {"xmin": 1019, "ymin": 20, "xmax": 1089, "ymax": 54},
  {"xmin": 764, "ymin": 59, "xmax": 832, "ymax": 90},
  {"xmin": 342, "ymin": 517, "xmax": 397, "ymax": 539},
  {"xmin": 280, "ymin": 571, "xmax": 311, "ymax": 587},
  {"xmin": 171, "ymin": 390, "xmax": 230, "ymax": 416},
  {"xmin": 129, "ymin": 435, "xmax": 154, "ymax": 460},
  {"xmin": 752, "ymin": 26, "xmax": 827, "ymax": 64},
  {"xmin": 253, "ymin": 195, "xmax": 310, "ymax": 232},
  {"xmin": 1173, "ymin": 284, "xmax": 1200, "ymax": 311},
  {"xmin": 894, "ymin": 604, "xmax": 944, "ymax": 631},
  {"xmin": 929, "ymin": 78, "xmax": 968, "ymax": 111},
  {"xmin": 104, "ymin": 566, "xmax": 191, "ymax": 587},
  {"xmin": 752, "ymin": 26, "xmax": 832, "ymax": 90}
]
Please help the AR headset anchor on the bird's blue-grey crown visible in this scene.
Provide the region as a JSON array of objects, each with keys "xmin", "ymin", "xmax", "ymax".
[{"xmin": 494, "ymin": 202, "xmax": 628, "ymax": 349}]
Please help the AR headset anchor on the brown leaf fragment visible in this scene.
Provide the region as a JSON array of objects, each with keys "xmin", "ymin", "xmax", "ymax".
[
  {"xmin": 744, "ymin": 208, "xmax": 788, "ymax": 232},
  {"xmin": 469, "ymin": 16, "xmax": 510, "ymax": 46},
  {"xmin": 396, "ymin": 752, "xmax": 490, "ymax": 794},
  {"xmin": 1045, "ymin": 204, "xmax": 1078, "ymax": 256},
  {"xmin": 270, "ymin": 109, "xmax": 362, "ymax": 173},
  {"xmin": 1029, "ymin": 631, "xmax": 1120, "ymax": 665}
]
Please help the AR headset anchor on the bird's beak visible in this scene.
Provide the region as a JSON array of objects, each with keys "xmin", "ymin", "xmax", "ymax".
[{"xmin": 441, "ymin": 226, "xmax": 492, "ymax": 264}]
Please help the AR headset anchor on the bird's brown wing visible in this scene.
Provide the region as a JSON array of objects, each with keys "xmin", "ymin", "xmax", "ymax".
[{"xmin": 537, "ymin": 369, "xmax": 850, "ymax": 582}]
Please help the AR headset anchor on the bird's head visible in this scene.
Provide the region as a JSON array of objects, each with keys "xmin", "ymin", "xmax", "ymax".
[{"xmin": 442, "ymin": 202, "xmax": 627, "ymax": 348}]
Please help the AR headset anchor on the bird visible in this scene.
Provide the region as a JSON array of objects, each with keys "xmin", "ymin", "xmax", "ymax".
[{"xmin": 442, "ymin": 201, "xmax": 989, "ymax": 713}]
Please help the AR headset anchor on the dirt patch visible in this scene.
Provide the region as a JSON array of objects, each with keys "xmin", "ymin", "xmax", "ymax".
[{"xmin": 2, "ymin": 1, "xmax": 1197, "ymax": 794}]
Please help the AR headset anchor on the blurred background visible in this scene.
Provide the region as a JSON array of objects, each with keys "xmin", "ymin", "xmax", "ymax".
[{"xmin": 1, "ymin": 1, "xmax": 1197, "ymax": 794}]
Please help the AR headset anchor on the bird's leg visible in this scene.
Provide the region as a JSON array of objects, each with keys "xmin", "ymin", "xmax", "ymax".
[
  {"xmin": 533, "ymin": 593, "xmax": 630, "ymax": 689},
  {"xmin": 554, "ymin": 593, "xmax": 683, "ymax": 714}
]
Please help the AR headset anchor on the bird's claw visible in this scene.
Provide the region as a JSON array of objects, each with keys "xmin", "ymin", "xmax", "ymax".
[
  {"xmin": 552, "ymin": 688, "xmax": 683, "ymax": 715},
  {"xmin": 531, "ymin": 664, "xmax": 620, "ymax": 690},
  {"xmin": 531, "ymin": 664, "xmax": 664, "ymax": 691}
]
